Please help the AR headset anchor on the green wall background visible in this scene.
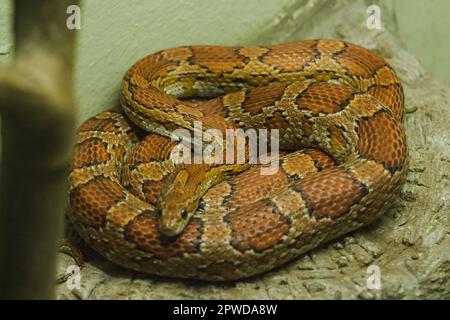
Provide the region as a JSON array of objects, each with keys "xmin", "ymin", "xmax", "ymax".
[
  {"xmin": 1, "ymin": 0, "xmax": 449, "ymax": 122},
  {"xmin": 393, "ymin": 0, "xmax": 450, "ymax": 86}
]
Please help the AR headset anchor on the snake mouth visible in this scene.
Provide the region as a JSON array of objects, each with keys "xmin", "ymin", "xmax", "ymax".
[
  {"xmin": 158, "ymin": 219, "xmax": 186, "ymax": 237},
  {"xmin": 156, "ymin": 205, "xmax": 189, "ymax": 237}
]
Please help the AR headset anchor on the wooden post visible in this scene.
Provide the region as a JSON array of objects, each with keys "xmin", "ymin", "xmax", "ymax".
[{"xmin": 0, "ymin": 0, "xmax": 79, "ymax": 299}]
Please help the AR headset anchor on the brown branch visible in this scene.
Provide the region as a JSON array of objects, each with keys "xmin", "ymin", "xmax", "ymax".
[{"xmin": 0, "ymin": 0, "xmax": 79, "ymax": 299}]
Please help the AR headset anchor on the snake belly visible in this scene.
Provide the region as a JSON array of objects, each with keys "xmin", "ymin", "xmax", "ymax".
[{"xmin": 69, "ymin": 39, "xmax": 407, "ymax": 280}]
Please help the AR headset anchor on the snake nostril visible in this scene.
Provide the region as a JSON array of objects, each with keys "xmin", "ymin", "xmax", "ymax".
[{"xmin": 155, "ymin": 209, "xmax": 162, "ymax": 217}]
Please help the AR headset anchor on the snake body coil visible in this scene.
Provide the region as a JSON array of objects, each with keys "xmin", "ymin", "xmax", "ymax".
[{"xmin": 69, "ymin": 40, "xmax": 407, "ymax": 280}]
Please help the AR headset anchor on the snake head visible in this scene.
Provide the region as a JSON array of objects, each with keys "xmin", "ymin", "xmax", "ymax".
[
  {"xmin": 156, "ymin": 170, "xmax": 199, "ymax": 237},
  {"xmin": 157, "ymin": 197, "xmax": 195, "ymax": 237}
]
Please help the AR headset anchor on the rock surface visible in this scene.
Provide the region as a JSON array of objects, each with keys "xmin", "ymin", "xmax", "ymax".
[{"xmin": 57, "ymin": 0, "xmax": 450, "ymax": 299}]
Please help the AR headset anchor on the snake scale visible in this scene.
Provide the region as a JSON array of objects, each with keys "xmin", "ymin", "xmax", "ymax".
[{"xmin": 69, "ymin": 39, "xmax": 407, "ymax": 280}]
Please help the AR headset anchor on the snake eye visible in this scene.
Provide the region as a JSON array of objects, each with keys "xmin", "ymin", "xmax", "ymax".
[
  {"xmin": 155, "ymin": 209, "xmax": 162, "ymax": 217},
  {"xmin": 181, "ymin": 210, "xmax": 188, "ymax": 220},
  {"xmin": 198, "ymin": 200, "xmax": 206, "ymax": 212}
]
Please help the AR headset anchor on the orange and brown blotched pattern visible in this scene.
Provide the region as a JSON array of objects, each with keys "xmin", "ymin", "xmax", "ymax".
[
  {"xmin": 297, "ymin": 82, "xmax": 355, "ymax": 115},
  {"xmin": 69, "ymin": 39, "xmax": 407, "ymax": 281},
  {"xmin": 124, "ymin": 211, "xmax": 203, "ymax": 259},
  {"xmin": 292, "ymin": 168, "xmax": 368, "ymax": 219},
  {"xmin": 356, "ymin": 110, "xmax": 406, "ymax": 173},
  {"xmin": 72, "ymin": 138, "xmax": 110, "ymax": 169},
  {"xmin": 78, "ymin": 114, "xmax": 124, "ymax": 134},
  {"xmin": 70, "ymin": 177, "xmax": 126, "ymax": 228},
  {"xmin": 240, "ymin": 83, "xmax": 287, "ymax": 115},
  {"xmin": 225, "ymin": 200, "xmax": 291, "ymax": 253}
]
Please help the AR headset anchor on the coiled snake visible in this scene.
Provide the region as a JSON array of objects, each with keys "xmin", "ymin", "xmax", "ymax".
[{"xmin": 69, "ymin": 39, "xmax": 407, "ymax": 280}]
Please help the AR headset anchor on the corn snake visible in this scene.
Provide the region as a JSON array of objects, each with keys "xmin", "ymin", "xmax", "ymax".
[{"xmin": 69, "ymin": 39, "xmax": 407, "ymax": 280}]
